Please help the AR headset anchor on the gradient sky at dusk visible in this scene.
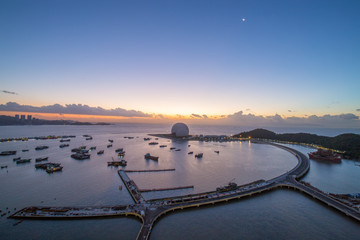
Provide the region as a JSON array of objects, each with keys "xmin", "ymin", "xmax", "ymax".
[{"xmin": 1, "ymin": 0, "xmax": 360, "ymax": 124}]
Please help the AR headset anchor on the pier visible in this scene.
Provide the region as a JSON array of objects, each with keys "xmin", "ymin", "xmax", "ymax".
[
  {"xmin": 139, "ymin": 185, "xmax": 194, "ymax": 192},
  {"xmin": 125, "ymin": 169, "xmax": 175, "ymax": 173},
  {"xmin": 9, "ymin": 141, "xmax": 360, "ymax": 240}
]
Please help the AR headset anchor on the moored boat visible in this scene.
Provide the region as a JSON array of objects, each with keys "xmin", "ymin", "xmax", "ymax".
[
  {"xmin": 308, "ymin": 149, "xmax": 342, "ymax": 163},
  {"xmin": 16, "ymin": 159, "xmax": 31, "ymax": 164},
  {"xmin": 46, "ymin": 166, "xmax": 63, "ymax": 173},
  {"xmin": 144, "ymin": 153, "xmax": 159, "ymax": 161},
  {"xmin": 0, "ymin": 151, "xmax": 17, "ymax": 156},
  {"xmin": 35, "ymin": 157, "xmax": 48, "ymax": 162},
  {"xmin": 107, "ymin": 160, "xmax": 127, "ymax": 167},
  {"xmin": 195, "ymin": 153, "xmax": 203, "ymax": 158},
  {"xmin": 71, "ymin": 153, "xmax": 90, "ymax": 160},
  {"xmin": 115, "ymin": 148, "xmax": 124, "ymax": 153},
  {"xmin": 35, "ymin": 146, "xmax": 48, "ymax": 151},
  {"xmin": 97, "ymin": 150, "xmax": 104, "ymax": 155}
]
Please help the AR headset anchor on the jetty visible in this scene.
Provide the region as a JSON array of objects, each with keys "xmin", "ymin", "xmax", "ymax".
[
  {"xmin": 125, "ymin": 169, "xmax": 175, "ymax": 173},
  {"xmin": 9, "ymin": 141, "xmax": 360, "ymax": 240},
  {"xmin": 139, "ymin": 185, "xmax": 194, "ymax": 192}
]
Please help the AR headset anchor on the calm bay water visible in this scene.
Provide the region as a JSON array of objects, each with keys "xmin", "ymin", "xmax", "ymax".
[{"xmin": 0, "ymin": 124, "xmax": 359, "ymax": 239}]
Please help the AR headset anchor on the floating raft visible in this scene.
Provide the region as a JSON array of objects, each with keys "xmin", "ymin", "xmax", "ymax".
[{"xmin": 124, "ymin": 169, "xmax": 175, "ymax": 173}]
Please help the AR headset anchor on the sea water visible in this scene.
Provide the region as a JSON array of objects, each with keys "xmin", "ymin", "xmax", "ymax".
[{"xmin": 0, "ymin": 124, "xmax": 359, "ymax": 239}]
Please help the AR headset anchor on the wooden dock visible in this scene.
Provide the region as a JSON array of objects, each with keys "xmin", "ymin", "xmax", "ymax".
[{"xmin": 125, "ymin": 168, "xmax": 175, "ymax": 173}]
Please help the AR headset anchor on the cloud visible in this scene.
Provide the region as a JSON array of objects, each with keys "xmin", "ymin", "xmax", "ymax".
[
  {"xmin": 202, "ymin": 114, "xmax": 208, "ymax": 119},
  {"xmin": 191, "ymin": 114, "xmax": 203, "ymax": 119},
  {"xmin": 1, "ymin": 90, "xmax": 17, "ymax": 95},
  {"xmin": 222, "ymin": 110, "xmax": 360, "ymax": 128},
  {"xmin": 0, "ymin": 102, "xmax": 151, "ymax": 117}
]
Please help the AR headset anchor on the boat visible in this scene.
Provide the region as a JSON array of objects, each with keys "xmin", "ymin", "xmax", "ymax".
[
  {"xmin": 1, "ymin": 165, "xmax": 8, "ymax": 169},
  {"xmin": 13, "ymin": 157, "xmax": 21, "ymax": 161},
  {"xmin": 97, "ymin": 150, "xmax": 104, "ymax": 155},
  {"xmin": 214, "ymin": 151, "xmax": 220, "ymax": 154},
  {"xmin": 60, "ymin": 139, "xmax": 70, "ymax": 142},
  {"xmin": 144, "ymin": 153, "xmax": 159, "ymax": 161},
  {"xmin": 108, "ymin": 139, "xmax": 114, "ymax": 143},
  {"xmin": 148, "ymin": 142, "xmax": 158, "ymax": 145},
  {"xmin": 117, "ymin": 151, "xmax": 126, "ymax": 157},
  {"xmin": 107, "ymin": 144, "xmax": 112, "ymax": 148},
  {"xmin": 90, "ymin": 147, "xmax": 96, "ymax": 150},
  {"xmin": 175, "ymin": 149, "xmax": 181, "ymax": 151},
  {"xmin": 35, "ymin": 162, "xmax": 61, "ymax": 169},
  {"xmin": 46, "ymin": 166, "xmax": 63, "ymax": 173},
  {"xmin": 59, "ymin": 144, "xmax": 69, "ymax": 148},
  {"xmin": 115, "ymin": 148, "xmax": 124, "ymax": 153},
  {"xmin": 143, "ymin": 138, "xmax": 151, "ymax": 141},
  {"xmin": 216, "ymin": 181, "xmax": 238, "ymax": 192},
  {"xmin": 107, "ymin": 160, "xmax": 127, "ymax": 167},
  {"xmin": 195, "ymin": 153, "xmax": 203, "ymax": 158},
  {"xmin": 16, "ymin": 159, "xmax": 31, "ymax": 164},
  {"xmin": 86, "ymin": 137, "xmax": 93, "ymax": 140},
  {"xmin": 170, "ymin": 147, "xmax": 176, "ymax": 150},
  {"xmin": 308, "ymin": 149, "xmax": 342, "ymax": 163},
  {"xmin": 22, "ymin": 149, "xmax": 29, "ymax": 152},
  {"xmin": 0, "ymin": 151, "xmax": 17, "ymax": 156},
  {"xmin": 71, "ymin": 153, "xmax": 90, "ymax": 160},
  {"xmin": 159, "ymin": 145, "xmax": 167, "ymax": 148},
  {"xmin": 35, "ymin": 146, "xmax": 49, "ymax": 151},
  {"xmin": 188, "ymin": 152, "xmax": 193, "ymax": 155},
  {"xmin": 35, "ymin": 157, "xmax": 48, "ymax": 162}
]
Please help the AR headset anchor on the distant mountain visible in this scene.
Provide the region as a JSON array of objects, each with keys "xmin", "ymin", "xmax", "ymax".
[
  {"xmin": 233, "ymin": 128, "xmax": 360, "ymax": 160},
  {"xmin": 0, "ymin": 115, "xmax": 110, "ymax": 126}
]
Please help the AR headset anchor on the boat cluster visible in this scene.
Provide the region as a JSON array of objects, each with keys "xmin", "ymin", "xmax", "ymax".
[{"xmin": 35, "ymin": 162, "xmax": 63, "ymax": 173}]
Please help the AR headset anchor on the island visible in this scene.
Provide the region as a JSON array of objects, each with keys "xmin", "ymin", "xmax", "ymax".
[{"xmin": 233, "ymin": 128, "xmax": 360, "ymax": 160}]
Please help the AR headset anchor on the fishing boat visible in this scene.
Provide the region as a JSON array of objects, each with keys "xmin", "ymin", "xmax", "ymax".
[
  {"xmin": 308, "ymin": 149, "xmax": 342, "ymax": 163},
  {"xmin": 16, "ymin": 159, "xmax": 31, "ymax": 164},
  {"xmin": 144, "ymin": 153, "xmax": 159, "ymax": 161},
  {"xmin": 195, "ymin": 153, "xmax": 203, "ymax": 158},
  {"xmin": 0, "ymin": 151, "xmax": 17, "ymax": 156},
  {"xmin": 46, "ymin": 166, "xmax": 63, "ymax": 173},
  {"xmin": 107, "ymin": 160, "xmax": 127, "ymax": 167},
  {"xmin": 35, "ymin": 146, "xmax": 48, "ymax": 151},
  {"xmin": 71, "ymin": 153, "xmax": 90, "ymax": 160},
  {"xmin": 35, "ymin": 157, "xmax": 48, "ymax": 162}
]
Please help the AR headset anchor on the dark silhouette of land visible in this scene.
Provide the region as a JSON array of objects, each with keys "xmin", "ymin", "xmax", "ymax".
[
  {"xmin": 0, "ymin": 115, "xmax": 110, "ymax": 126},
  {"xmin": 233, "ymin": 128, "xmax": 360, "ymax": 160}
]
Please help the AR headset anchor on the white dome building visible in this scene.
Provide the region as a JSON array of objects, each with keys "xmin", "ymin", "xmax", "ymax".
[{"xmin": 171, "ymin": 123, "xmax": 189, "ymax": 137}]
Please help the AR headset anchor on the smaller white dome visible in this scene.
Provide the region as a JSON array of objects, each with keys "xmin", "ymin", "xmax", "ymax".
[{"xmin": 171, "ymin": 123, "xmax": 189, "ymax": 137}]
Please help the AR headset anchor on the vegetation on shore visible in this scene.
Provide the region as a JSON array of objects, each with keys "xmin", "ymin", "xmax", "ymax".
[{"xmin": 233, "ymin": 128, "xmax": 360, "ymax": 160}]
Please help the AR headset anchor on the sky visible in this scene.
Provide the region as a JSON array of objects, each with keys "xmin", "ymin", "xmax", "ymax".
[{"xmin": 1, "ymin": 0, "xmax": 360, "ymax": 128}]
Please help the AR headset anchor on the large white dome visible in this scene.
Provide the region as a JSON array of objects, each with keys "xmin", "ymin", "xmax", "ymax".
[{"xmin": 171, "ymin": 123, "xmax": 189, "ymax": 137}]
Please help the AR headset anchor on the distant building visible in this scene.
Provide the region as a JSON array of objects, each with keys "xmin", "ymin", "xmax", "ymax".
[
  {"xmin": 15, "ymin": 114, "xmax": 19, "ymax": 120},
  {"xmin": 20, "ymin": 115, "xmax": 25, "ymax": 121},
  {"xmin": 171, "ymin": 123, "xmax": 189, "ymax": 137},
  {"xmin": 27, "ymin": 115, "xmax": 32, "ymax": 121}
]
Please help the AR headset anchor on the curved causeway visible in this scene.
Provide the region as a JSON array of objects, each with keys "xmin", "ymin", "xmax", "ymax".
[{"xmin": 10, "ymin": 141, "xmax": 360, "ymax": 240}]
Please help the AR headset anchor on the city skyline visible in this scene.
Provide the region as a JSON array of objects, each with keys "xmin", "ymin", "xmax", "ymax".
[{"xmin": 1, "ymin": 0, "xmax": 360, "ymax": 128}]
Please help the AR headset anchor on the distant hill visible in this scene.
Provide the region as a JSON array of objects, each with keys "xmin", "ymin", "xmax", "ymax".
[
  {"xmin": 0, "ymin": 115, "xmax": 110, "ymax": 126},
  {"xmin": 233, "ymin": 128, "xmax": 360, "ymax": 160}
]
